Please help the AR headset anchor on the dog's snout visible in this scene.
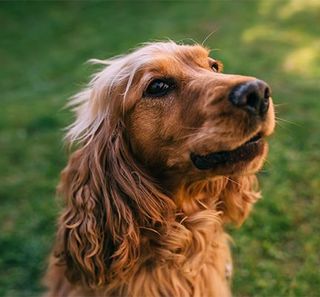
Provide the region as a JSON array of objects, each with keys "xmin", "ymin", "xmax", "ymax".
[{"xmin": 229, "ymin": 80, "xmax": 271, "ymax": 116}]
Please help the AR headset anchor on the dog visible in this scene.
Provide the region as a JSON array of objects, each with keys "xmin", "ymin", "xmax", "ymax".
[{"xmin": 44, "ymin": 41, "xmax": 275, "ymax": 297}]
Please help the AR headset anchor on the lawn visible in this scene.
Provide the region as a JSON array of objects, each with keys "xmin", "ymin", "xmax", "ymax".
[{"xmin": 1, "ymin": 1, "xmax": 319, "ymax": 296}]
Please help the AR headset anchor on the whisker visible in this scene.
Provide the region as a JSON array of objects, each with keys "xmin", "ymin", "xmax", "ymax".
[
  {"xmin": 263, "ymin": 159, "xmax": 271, "ymax": 167},
  {"xmin": 275, "ymin": 116, "xmax": 300, "ymax": 127},
  {"xmin": 273, "ymin": 103, "xmax": 289, "ymax": 107},
  {"xmin": 201, "ymin": 30, "xmax": 218, "ymax": 46},
  {"xmin": 275, "ymin": 120, "xmax": 287, "ymax": 129}
]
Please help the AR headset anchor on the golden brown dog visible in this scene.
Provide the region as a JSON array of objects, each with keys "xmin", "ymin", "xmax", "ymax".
[{"xmin": 45, "ymin": 41, "xmax": 275, "ymax": 297}]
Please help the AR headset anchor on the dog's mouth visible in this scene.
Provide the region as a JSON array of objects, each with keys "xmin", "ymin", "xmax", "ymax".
[{"xmin": 190, "ymin": 133, "xmax": 264, "ymax": 170}]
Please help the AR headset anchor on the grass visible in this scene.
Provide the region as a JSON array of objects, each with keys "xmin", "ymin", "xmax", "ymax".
[{"xmin": 1, "ymin": 1, "xmax": 319, "ymax": 296}]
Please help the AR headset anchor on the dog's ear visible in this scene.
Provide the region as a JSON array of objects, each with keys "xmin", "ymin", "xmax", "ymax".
[
  {"xmin": 51, "ymin": 54, "xmax": 176, "ymax": 288},
  {"xmin": 220, "ymin": 175, "xmax": 260, "ymax": 226},
  {"xmin": 54, "ymin": 119, "xmax": 174, "ymax": 288}
]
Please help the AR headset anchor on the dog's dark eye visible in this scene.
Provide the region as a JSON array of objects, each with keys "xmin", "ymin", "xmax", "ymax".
[
  {"xmin": 144, "ymin": 79, "xmax": 175, "ymax": 98},
  {"xmin": 211, "ymin": 61, "xmax": 220, "ymax": 72}
]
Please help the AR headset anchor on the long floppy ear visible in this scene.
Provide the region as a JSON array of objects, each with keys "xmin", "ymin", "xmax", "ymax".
[
  {"xmin": 220, "ymin": 175, "xmax": 261, "ymax": 226},
  {"xmin": 52, "ymin": 54, "xmax": 176, "ymax": 288},
  {"xmin": 54, "ymin": 119, "xmax": 175, "ymax": 288}
]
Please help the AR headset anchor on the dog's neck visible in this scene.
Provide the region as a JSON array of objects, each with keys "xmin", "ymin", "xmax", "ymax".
[{"xmin": 173, "ymin": 177, "xmax": 228, "ymax": 216}]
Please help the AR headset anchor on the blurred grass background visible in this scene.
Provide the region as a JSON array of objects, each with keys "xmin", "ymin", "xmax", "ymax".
[{"xmin": 0, "ymin": 1, "xmax": 319, "ymax": 296}]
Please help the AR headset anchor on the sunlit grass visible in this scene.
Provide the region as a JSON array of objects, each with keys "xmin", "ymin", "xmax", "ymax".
[
  {"xmin": 283, "ymin": 41, "xmax": 320, "ymax": 77},
  {"xmin": 278, "ymin": 0, "xmax": 320, "ymax": 19}
]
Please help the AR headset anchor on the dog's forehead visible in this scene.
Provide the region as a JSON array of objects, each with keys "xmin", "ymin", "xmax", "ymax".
[
  {"xmin": 158, "ymin": 44, "xmax": 208, "ymax": 64},
  {"xmin": 165, "ymin": 44, "xmax": 210, "ymax": 61},
  {"xmin": 135, "ymin": 44, "xmax": 210, "ymax": 75}
]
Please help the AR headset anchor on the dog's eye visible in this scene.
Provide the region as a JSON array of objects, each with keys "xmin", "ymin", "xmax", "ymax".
[
  {"xmin": 211, "ymin": 61, "xmax": 220, "ymax": 72},
  {"xmin": 144, "ymin": 79, "xmax": 175, "ymax": 98}
]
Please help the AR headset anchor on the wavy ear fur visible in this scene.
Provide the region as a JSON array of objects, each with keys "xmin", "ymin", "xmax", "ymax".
[
  {"xmin": 54, "ymin": 119, "xmax": 175, "ymax": 288},
  {"xmin": 50, "ymin": 51, "xmax": 176, "ymax": 288}
]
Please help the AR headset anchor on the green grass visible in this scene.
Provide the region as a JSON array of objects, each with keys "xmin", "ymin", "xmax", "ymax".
[{"xmin": 1, "ymin": 1, "xmax": 319, "ymax": 296}]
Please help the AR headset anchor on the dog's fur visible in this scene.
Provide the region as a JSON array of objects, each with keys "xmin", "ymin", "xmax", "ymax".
[{"xmin": 44, "ymin": 41, "xmax": 275, "ymax": 297}]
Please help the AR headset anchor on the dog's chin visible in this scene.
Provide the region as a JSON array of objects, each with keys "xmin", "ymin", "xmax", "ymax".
[{"xmin": 190, "ymin": 133, "xmax": 267, "ymax": 174}]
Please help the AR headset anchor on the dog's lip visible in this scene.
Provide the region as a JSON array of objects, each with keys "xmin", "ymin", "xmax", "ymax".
[{"xmin": 190, "ymin": 133, "xmax": 264, "ymax": 170}]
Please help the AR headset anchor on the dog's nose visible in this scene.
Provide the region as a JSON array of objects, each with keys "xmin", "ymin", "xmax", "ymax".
[{"xmin": 229, "ymin": 80, "xmax": 270, "ymax": 116}]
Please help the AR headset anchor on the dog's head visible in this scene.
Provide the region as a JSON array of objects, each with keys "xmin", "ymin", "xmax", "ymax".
[
  {"xmin": 69, "ymin": 42, "xmax": 274, "ymax": 188},
  {"xmin": 125, "ymin": 43, "xmax": 275, "ymax": 184},
  {"xmin": 58, "ymin": 42, "xmax": 275, "ymax": 287}
]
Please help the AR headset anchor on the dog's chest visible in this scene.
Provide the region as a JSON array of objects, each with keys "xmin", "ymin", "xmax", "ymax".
[{"xmin": 136, "ymin": 213, "xmax": 233, "ymax": 296}]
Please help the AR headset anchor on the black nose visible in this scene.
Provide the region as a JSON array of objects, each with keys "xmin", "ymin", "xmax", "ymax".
[{"xmin": 229, "ymin": 80, "xmax": 271, "ymax": 116}]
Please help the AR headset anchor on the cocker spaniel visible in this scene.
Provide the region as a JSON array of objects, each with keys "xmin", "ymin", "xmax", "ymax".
[{"xmin": 45, "ymin": 41, "xmax": 275, "ymax": 297}]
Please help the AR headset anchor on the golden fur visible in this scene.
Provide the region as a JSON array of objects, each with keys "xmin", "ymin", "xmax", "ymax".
[{"xmin": 44, "ymin": 41, "xmax": 275, "ymax": 297}]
